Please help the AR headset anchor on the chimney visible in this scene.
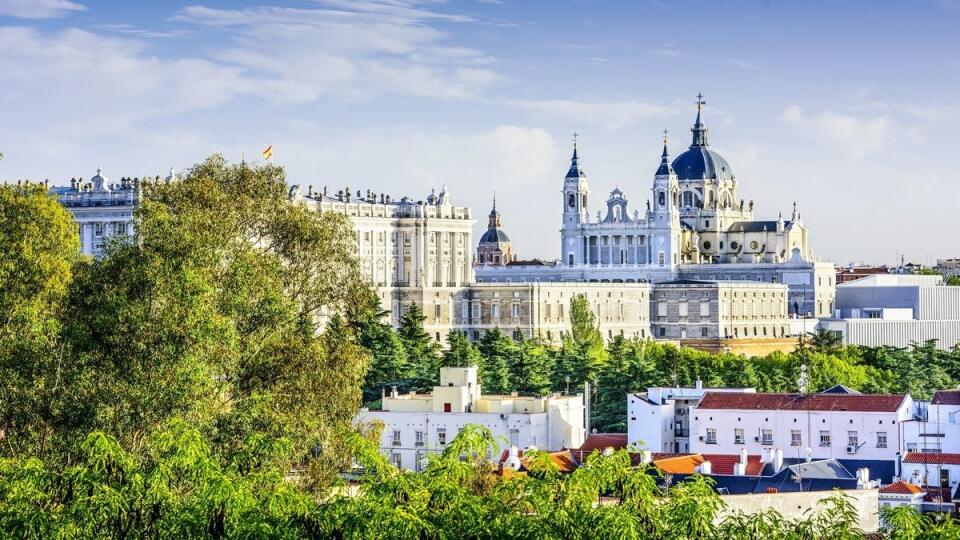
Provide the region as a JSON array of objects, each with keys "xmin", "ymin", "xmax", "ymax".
[
  {"xmin": 390, "ymin": 386, "xmax": 398, "ymax": 399},
  {"xmin": 856, "ymin": 468, "xmax": 870, "ymax": 489},
  {"xmin": 761, "ymin": 447, "xmax": 772, "ymax": 463},
  {"xmin": 699, "ymin": 460, "xmax": 712, "ymax": 475},
  {"xmin": 695, "ymin": 378, "xmax": 703, "ymax": 390},
  {"xmin": 733, "ymin": 462, "xmax": 746, "ymax": 476},
  {"xmin": 895, "ymin": 452, "xmax": 901, "ymax": 479},
  {"xmin": 806, "ymin": 447, "xmax": 813, "ymax": 463},
  {"xmin": 739, "ymin": 448, "xmax": 748, "ymax": 466},
  {"xmin": 773, "ymin": 449, "xmax": 783, "ymax": 473},
  {"xmin": 503, "ymin": 446, "xmax": 522, "ymax": 470},
  {"xmin": 641, "ymin": 449, "xmax": 652, "ymax": 465}
]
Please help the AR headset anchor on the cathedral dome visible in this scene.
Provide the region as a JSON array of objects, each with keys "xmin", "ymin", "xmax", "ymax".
[
  {"xmin": 670, "ymin": 93, "xmax": 734, "ymax": 181},
  {"xmin": 671, "ymin": 146, "xmax": 733, "ymax": 181},
  {"xmin": 480, "ymin": 228, "xmax": 510, "ymax": 243}
]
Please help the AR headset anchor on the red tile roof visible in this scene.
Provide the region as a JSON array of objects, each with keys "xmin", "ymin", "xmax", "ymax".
[
  {"xmin": 497, "ymin": 448, "xmax": 578, "ymax": 473},
  {"xmin": 702, "ymin": 453, "xmax": 765, "ymax": 476},
  {"xmin": 696, "ymin": 392, "xmax": 907, "ymax": 412},
  {"xmin": 879, "ymin": 480, "xmax": 924, "ymax": 495},
  {"xmin": 577, "ymin": 433, "xmax": 628, "ymax": 453},
  {"xmin": 932, "ymin": 390, "xmax": 960, "ymax": 405},
  {"xmin": 652, "ymin": 454, "xmax": 704, "ymax": 474},
  {"xmin": 903, "ymin": 452, "xmax": 960, "ymax": 465}
]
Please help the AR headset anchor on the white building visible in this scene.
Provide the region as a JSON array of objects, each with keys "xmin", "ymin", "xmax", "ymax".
[
  {"xmin": 357, "ymin": 367, "xmax": 585, "ymax": 471},
  {"xmin": 820, "ymin": 274, "xmax": 960, "ymax": 350},
  {"xmin": 689, "ymin": 390, "xmax": 913, "ymax": 463},
  {"xmin": 49, "ymin": 168, "xmax": 156, "ymax": 257},
  {"xmin": 627, "ymin": 382, "xmax": 756, "ymax": 453}
]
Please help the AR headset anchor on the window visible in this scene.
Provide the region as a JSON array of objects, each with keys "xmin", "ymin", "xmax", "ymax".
[
  {"xmin": 701, "ymin": 327, "xmax": 708, "ymax": 337},
  {"xmin": 392, "ymin": 430, "xmax": 401, "ymax": 446},
  {"xmin": 700, "ymin": 302, "xmax": 710, "ymax": 317},
  {"xmin": 877, "ymin": 432, "xmax": 887, "ymax": 448},
  {"xmin": 658, "ymin": 252, "xmax": 665, "ymax": 266},
  {"xmin": 390, "ymin": 452, "xmax": 402, "ymax": 468},
  {"xmin": 461, "ymin": 302, "xmax": 469, "ymax": 321},
  {"xmin": 415, "ymin": 431, "xmax": 425, "ymax": 447},
  {"xmin": 491, "ymin": 303, "xmax": 500, "ymax": 319},
  {"xmin": 734, "ymin": 428, "xmax": 744, "ymax": 445},
  {"xmin": 568, "ymin": 193, "xmax": 575, "ymax": 208},
  {"xmin": 434, "ymin": 304, "xmax": 441, "ymax": 319},
  {"xmin": 791, "ymin": 430, "xmax": 801, "ymax": 447},
  {"xmin": 950, "ymin": 412, "xmax": 957, "ymax": 424},
  {"xmin": 761, "ymin": 429, "xmax": 773, "ymax": 446},
  {"xmin": 848, "ymin": 431, "xmax": 859, "ymax": 448},
  {"xmin": 415, "ymin": 451, "xmax": 426, "ymax": 472},
  {"xmin": 471, "ymin": 302, "xmax": 480, "ymax": 319},
  {"xmin": 437, "ymin": 429, "xmax": 447, "ymax": 446},
  {"xmin": 679, "ymin": 302, "xmax": 688, "ymax": 317},
  {"xmin": 94, "ymin": 222, "xmax": 104, "ymax": 237},
  {"xmin": 509, "ymin": 428, "xmax": 520, "ymax": 447},
  {"xmin": 906, "ymin": 442, "xmax": 918, "ymax": 452},
  {"xmin": 820, "ymin": 431, "xmax": 831, "ymax": 447},
  {"xmin": 512, "ymin": 303, "xmax": 520, "ymax": 319},
  {"xmin": 706, "ymin": 428, "xmax": 717, "ymax": 444},
  {"xmin": 658, "ymin": 327, "xmax": 665, "ymax": 337}
]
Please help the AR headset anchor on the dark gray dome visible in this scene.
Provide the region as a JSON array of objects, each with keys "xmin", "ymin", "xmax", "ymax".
[
  {"xmin": 671, "ymin": 146, "xmax": 733, "ymax": 181},
  {"xmin": 480, "ymin": 228, "xmax": 510, "ymax": 243}
]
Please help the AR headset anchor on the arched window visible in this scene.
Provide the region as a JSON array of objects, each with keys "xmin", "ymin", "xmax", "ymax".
[
  {"xmin": 582, "ymin": 194, "xmax": 587, "ymax": 208},
  {"xmin": 568, "ymin": 193, "xmax": 575, "ymax": 208},
  {"xmin": 613, "ymin": 206, "xmax": 621, "ymax": 222},
  {"xmin": 683, "ymin": 191, "xmax": 694, "ymax": 207},
  {"xmin": 658, "ymin": 191, "xmax": 666, "ymax": 206}
]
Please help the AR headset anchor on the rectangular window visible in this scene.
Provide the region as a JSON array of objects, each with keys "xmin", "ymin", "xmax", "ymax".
[
  {"xmin": 512, "ymin": 303, "xmax": 520, "ymax": 319},
  {"xmin": 950, "ymin": 412, "xmax": 957, "ymax": 424},
  {"xmin": 392, "ymin": 430, "xmax": 401, "ymax": 446},
  {"xmin": 546, "ymin": 304, "xmax": 552, "ymax": 318},
  {"xmin": 471, "ymin": 302, "xmax": 480, "ymax": 319},
  {"xmin": 791, "ymin": 430, "xmax": 801, "ymax": 447},
  {"xmin": 434, "ymin": 304, "xmax": 441, "ymax": 319},
  {"xmin": 820, "ymin": 431, "xmax": 831, "ymax": 447},
  {"xmin": 658, "ymin": 327, "xmax": 665, "ymax": 337},
  {"xmin": 492, "ymin": 303, "xmax": 500, "ymax": 319},
  {"xmin": 734, "ymin": 428, "xmax": 744, "ymax": 445},
  {"xmin": 701, "ymin": 327, "xmax": 708, "ymax": 337},
  {"xmin": 437, "ymin": 429, "xmax": 447, "ymax": 446},
  {"xmin": 94, "ymin": 222, "xmax": 104, "ymax": 237},
  {"xmin": 706, "ymin": 428, "xmax": 717, "ymax": 444},
  {"xmin": 461, "ymin": 301, "xmax": 469, "ymax": 321},
  {"xmin": 848, "ymin": 431, "xmax": 859, "ymax": 448},
  {"xmin": 415, "ymin": 431, "xmax": 425, "ymax": 447},
  {"xmin": 700, "ymin": 301, "xmax": 710, "ymax": 317},
  {"xmin": 415, "ymin": 451, "xmax": 425, "ymax": 472},
  {"xmin": 761, "ymin": 429, "xmax": 773, "ymax": 446},
  {"xmin": 390, "ymin": 452, "xmax": 402, "ymax": 468},
  {"xmin": 678, "ymin": 302, "xmax": 688, "ymax": 317},
  {"xmin": 877, "ymin": 432, "xmax": 887, "ymax": 448},
  {"xmin": 509, "ymin": 428, "xmax": 520, "ymax": 447},
  {"xmin": 657, "ymin": 302, "xmax": 667, "ymax": 317}
]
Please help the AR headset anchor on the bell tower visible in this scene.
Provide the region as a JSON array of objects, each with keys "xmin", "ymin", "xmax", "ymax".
[
  {"xmin": 648, "ymin": 132, "xmax": 681, "ymax": 269},
  {"xmin": 561, "ymin": 134, "xmax": 590, "ymax": 266}
]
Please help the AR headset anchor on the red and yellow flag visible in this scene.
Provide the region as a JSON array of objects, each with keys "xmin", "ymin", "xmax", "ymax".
[{"xmin": 262, "ymin": 145, "xmax": 273, "ymax": 161}]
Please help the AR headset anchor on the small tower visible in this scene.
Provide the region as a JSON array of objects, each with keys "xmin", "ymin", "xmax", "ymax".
[
  {"xmin": 476, "ymin": 194, "xmax": 514, "ymax": 265},
  {"xmin": 561, "ymin": 134, "xmax": 590, "ymax": 266},
  {"xmin": 648, "ymin": 133, "xmax": 681, "ymax": 268}
]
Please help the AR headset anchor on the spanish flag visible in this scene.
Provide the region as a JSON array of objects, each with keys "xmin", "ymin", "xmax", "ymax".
[{"xmin": 262, "ymin": 145, "xmax": 273, "ymax": 161}]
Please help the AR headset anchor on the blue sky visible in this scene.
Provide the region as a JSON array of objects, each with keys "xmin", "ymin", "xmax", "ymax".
[{"xmin": 1, "ymin": 0, "xmax": 958, "ymax": 265}]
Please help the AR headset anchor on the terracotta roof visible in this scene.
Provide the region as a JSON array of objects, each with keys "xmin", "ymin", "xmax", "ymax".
[
  {"xmin": 880, "ymin": 480, "xmax": 924, "ymax": 495},
  {"xmin": 903, "ymin": 452, "xmax": 960, "ymax": 465},
  {"xmin": 497, "ymin": 448, "xmax": 578, "ymax": 473},
  {"xmin": 653, "ymin": 454, "xmax": 705, "ymax": 474},
  {"xmin": 702, "ymin": 454, "xmax": 765, "ymax": 476},
  {"xmin": 932, "ymin": 390, "xmax": 960, "ymax": 405},
  {"xmin": 577, "ymin": 433, "xmax": 628, "ymax": 453},
  {"xmin": 696, "ymin": 392, "xmax": 907, "ymax": 412}
]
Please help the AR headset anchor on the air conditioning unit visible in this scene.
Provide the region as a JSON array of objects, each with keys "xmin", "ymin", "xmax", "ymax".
[{"xmin": 846, "ymin": 445, "xmax": 857, "ymax": 454}]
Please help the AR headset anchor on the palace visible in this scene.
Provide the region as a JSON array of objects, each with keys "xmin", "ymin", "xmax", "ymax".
[{"xmin": 475, "ymin": 96, "xmax": 835, "ymax": 320}]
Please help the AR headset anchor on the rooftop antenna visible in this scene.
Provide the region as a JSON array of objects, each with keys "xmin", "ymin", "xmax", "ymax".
[{"xmin": 798, "ymin": 363, "xmax": 809, "ymax": 395}]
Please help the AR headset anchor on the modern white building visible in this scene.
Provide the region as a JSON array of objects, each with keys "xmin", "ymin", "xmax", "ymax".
[
  {"xmin": 627, "ymin": 382, "xmax": 756, "ymax": 453},
  {"xmin": 689, "ymin": 390, "xmax": 913, "ymax": 463},
  {"xmin": 820, "ymin": 274, "xmax": 960, "ymax": 350},
  {"xmin": 357, "ymin": 367, "xmax": 585, "ymax": 471}
]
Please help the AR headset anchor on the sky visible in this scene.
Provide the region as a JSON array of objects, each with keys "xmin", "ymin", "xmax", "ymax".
[{"xmin": 0, "ymin": 0, "xmax": 958, "ymax": 265}]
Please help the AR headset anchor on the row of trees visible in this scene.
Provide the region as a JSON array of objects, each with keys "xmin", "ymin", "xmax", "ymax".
[
  {"xmin": 0, "ymin": 420, "xmax": 954, "ymax": 539},
  {"xmin": 363, "ymin": 296, "xmax": 960, "ymax": 432}
]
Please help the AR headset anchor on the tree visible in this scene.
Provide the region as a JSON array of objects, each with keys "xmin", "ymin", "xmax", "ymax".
[
  {"xmin": 477, "ymin": 328, "xmax": 514, "ymax": 394},
  {"xmin": 398, "ymin": 303, "xmax": 440, "ymax": 391},
  {"xmin": 58, "ymin": 156, "xmax": 372, "ymax": 488},
  {"xmin": 594, "ymin": 336, "xmax": 655, "ymax": 432},
  {"xmin": 360, "ymin": 313, "xmax": 410, "ymax": 404},
  {"xmin": 810, "ymin": 329, "xmax": 843, "ymax": 354},
  {"xmin": 511, "ymin": 334, "xmax": 554, "ymax": 395},
  {"xmin": 441, "ymin": 330, "xmax": 482, "ymax": 368},
  {"xmin": 553, "ymin": 294, "xmax": 608, "ymax": 392},
  {"xmin": 0, "ymin": 183, "xmax": 79, "ymax": 458}
]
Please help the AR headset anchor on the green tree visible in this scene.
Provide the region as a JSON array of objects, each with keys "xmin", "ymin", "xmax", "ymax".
[
  {"xmin": 511, "ymin": 334, "xmax": 554, "ymax": 395},
  {"xmin": 360, "ymin": 313, "xmax": 410, "ymax": 404},
  {"xmin": 59, "ymin": 156, "xmax": 372, "ymax": 488},
  {"xmin": 0, "ymin": 183, "xmax": 79, "ymax": 458},
  {"xmin": 398, "ymin": 302, "xmax": 440, "ymax": 391},
  {"xmin": 553, "ymin": 294, "xmax": 608, "ymax": 392},
  {"xmin": 477, "ymin": 327, "xmax": 514, "ymax": 394},
  {"xmin": 441, "ymin": 330, "xmax": 482, "ymax": 368}
]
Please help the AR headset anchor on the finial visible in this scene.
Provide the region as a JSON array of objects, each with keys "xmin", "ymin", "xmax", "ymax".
[
  {"xmin": 492, "ymin": 191, "xmax": 497, "ymax": 211},
  {"xmin": 696, "ymin": 92, "xmax": 706, "ymax": 110},
  {"xmin": 573, "ymin": 131, "xmax": 579, "ymax": 148},
  {"xmin": 96, "ymin": 166, "xmax": 102, "ymax": 176},
  {"xmin": 663, "ymin": 128, "xmax": 669, "ymax": 144}
]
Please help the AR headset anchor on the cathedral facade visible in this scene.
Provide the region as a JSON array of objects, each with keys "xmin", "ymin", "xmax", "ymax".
[{"xmin": 476, "ymin": 97, "xmax": 835, "ymax": 319}]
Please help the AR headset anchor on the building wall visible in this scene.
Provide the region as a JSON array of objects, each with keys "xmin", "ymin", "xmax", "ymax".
[
  {"xmin": 651, "ymin": 282, "xmax": 789, "ymax": 340},
  {"xmin": 823, "ymin": 320, "xmax": 960, "ymax": 351},
  {"xmin": 718, "ymin": 489, "xmax": 879, "ymax": 533},
  {"xmin": 689, "ymin": 401, "xmax": 912, "ymax": 462}
]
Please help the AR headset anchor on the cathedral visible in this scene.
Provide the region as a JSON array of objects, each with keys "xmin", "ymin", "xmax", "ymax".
[{"xmin": 476, "ymin": 96, "xmax": 835, "ymax": 319}]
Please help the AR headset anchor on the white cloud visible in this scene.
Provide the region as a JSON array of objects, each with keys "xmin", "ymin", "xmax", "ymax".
[
  {"xmin": 780, "ymin": 105, "xmax": 890, "ymax": 159},
  {"xmin": 0, "ymin": 0, "xmax": 84, "ymax": 19}
]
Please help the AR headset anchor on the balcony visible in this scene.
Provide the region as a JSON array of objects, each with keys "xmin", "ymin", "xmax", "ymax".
[{"xmin": 674, "ymin": 428, "xmax": 689, "ymax": 437}]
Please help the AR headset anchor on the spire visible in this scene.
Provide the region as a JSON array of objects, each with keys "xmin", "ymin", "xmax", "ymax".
[
  {"xmin": 488, "ymin": 192, "xmax": 501, "ymax": 229},
  {"xmin": 566, "ymin": 132, "xmax": 585, "ymax": 178},
  {"xmin": 691, "ymin": 92, "xmax": 709, "ymax": 148},
  {"xmin": 656, "ymin": 130, "xmax": 675, "ymax": 176}
]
